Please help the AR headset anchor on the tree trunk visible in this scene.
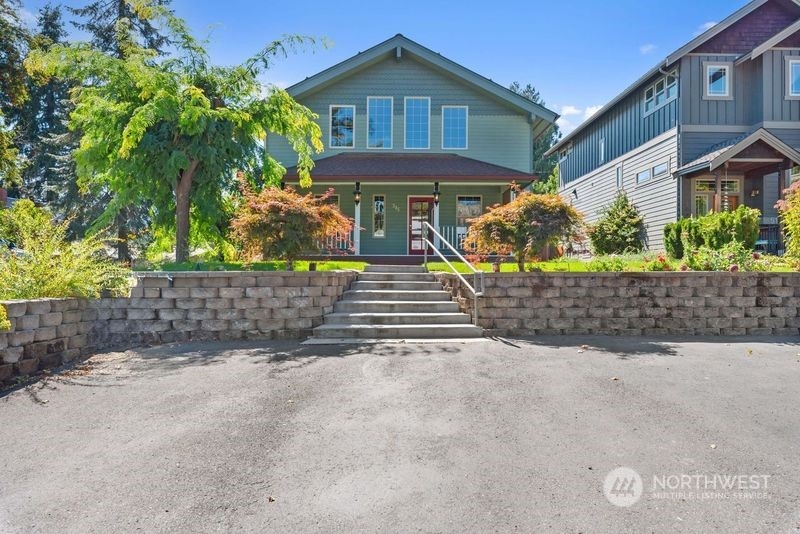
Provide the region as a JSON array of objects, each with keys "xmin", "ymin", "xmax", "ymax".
[
  {"xmin": 175, "ymin": 160, "xmax": 199, "ymax": 263},
  {"xmin": 116, "ymin": 209, "xmax": 130, "ymax": 263},
  {"xmin": 517, "ymin": 253, "xmax": 525, "ymax": 273}
]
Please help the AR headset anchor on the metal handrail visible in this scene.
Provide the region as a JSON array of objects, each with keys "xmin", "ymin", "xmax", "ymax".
[{"xmin": 421, "ymin": 221, "xmax": 483, "ymax": 326}]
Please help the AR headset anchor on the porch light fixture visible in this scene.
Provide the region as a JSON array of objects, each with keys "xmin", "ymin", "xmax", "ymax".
[
  {"xmin": 353, "ymin": 181, "xmax": 362, "ymax": 205},
  {"xmin": 572, "ymin": 189, "xmax": 578, "ymax": 199},
  {"xmin": 433, "ymin": 182, "xmax": 441, "ymax": 206}
]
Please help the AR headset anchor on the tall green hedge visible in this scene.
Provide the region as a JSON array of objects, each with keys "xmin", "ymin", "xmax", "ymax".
[{"xmin": 664, "ymin": 205, "xmax": 761, "ymax": 259}]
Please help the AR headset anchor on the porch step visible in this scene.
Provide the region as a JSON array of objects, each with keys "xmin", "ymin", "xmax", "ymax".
[
  {"xmin": 307, "ymin": 264, "xmax": 483, "ymax": 343},
  {"xmin": 363, "ymin": 265, "xmax": 427, "ymax": 273},
  {"xmin": 312, "ymin": 324, "xmax": 483, "ymax": 339},
  {"xmin": 358, "ymin": 272, "xmax": 436, "ymax": 282},
  {"xmin": 350, "ymin": 280, "xmax": 443, "ymax": 291},
  {"xmin": 341, "ymin": 289, "xmax": 453, "ymax": 301},
  {"xmin": 334, "ymin": 300, "xmax": 460, "ymax": 313},
  {"xmin": 324, "ymin": 312, "xmax": 472, "ymax": 325}
]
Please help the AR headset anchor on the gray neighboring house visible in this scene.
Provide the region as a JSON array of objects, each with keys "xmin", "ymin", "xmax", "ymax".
[{"xmin": 547, "ymin": 0, "xmax": 800, "ymax": 252}]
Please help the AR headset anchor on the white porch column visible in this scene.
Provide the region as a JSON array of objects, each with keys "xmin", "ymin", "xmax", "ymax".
[
  {"xmin": 354, "ymin": 202, "xmax": 361, "ymax": 256},
  {"xmin": 433, "ymin": 202, "xmax": 440, "ymax": 249}
]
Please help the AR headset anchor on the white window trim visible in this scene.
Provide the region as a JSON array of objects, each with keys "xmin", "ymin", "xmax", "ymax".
[
  {"xmin": 441, "ymin": 105, "xmax": 469, "ymax": 150},
  {"xmin": 703, "ymin": 62, "xmax": 733, "ymax": 101},
  {"xmin": 404, "ymin": 96, "xmax": 431, "ymax": 150},
  {"xmin": 785, "ymin": 57, "xmax": 800, "ymax": 100},
  {"xmin": 599, "ymin": 138, "xmax": 605, "ymax": 165},
  {"xmin": 372, "ymin": 194, "xmax": 386, "ymax": 238},
  {"xmin": 636, "ymin": 169, "xmax": 651, "ymax": 185},
  {"xmin": 616, "ymin": 166, "xmax": 624, "ymax": 190},
  {"xmin": 314, "ymin": 193, "xmax": 340, "ymax": 207},
  {"xmin": 366, "ymin": 96, "xmax": 393, "ymax": 150},
  {"xmin": 455, "ymin": 195, "xmax": 482, "ymax": 227},
  {"xmin": 652, "ymin": 162, "xmax": 669, "ymax": 178},
  {"xmin": 643, "ymin": 69, "xmax": 678, "ymax": 117},
  {"xmin": 329, "ymin": 104, "xmax": 355, "ymax": 149}
]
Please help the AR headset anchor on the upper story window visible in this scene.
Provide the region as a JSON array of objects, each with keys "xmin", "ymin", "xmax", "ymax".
[
  {"xmin": 367, "ymin": 97, "xmax": 393, "ymax": 149},
  {"xmin": 644, "ymin": 69, "xmax": 678, "ymax": 115},
  {"xmin": 786, "ymin": 58, "xmax": 800, "ymax": 99},
  {"xmin": 703, "ymin": 62, "xmax": 733, "ymax": 100},
  {"xmin": 330, "ymin": 105, "xmax": 355, "ymax": 148},
  {"xmin": 652, "ymin": 162, "xmax": 669, "ymax": 177},
  {"xmin": 442, "ymin": 106, "xmax": 468, "ymax": 150},
  {"xmin": 405, "ymin": 97, "xmax": 430, "ymax": 149},
  {"xmin": 599, "ymin": 138, "xmax": 605, "ymax": 164}
]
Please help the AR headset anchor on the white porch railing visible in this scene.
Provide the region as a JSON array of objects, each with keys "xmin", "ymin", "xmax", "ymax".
[
  {"xmin": 438, "ymin": 226, "xmax": 468, "ymax": 252},
  {"xmin": 319, "ymin": 228, "xmax": 354, "ymax": 253}
]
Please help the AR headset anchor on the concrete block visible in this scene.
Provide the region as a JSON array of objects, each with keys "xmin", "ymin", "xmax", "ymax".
[
  {"xmin": 81, "ymin": 309, "xmax": 99, "ymax": 322},
  {"xmin": 157, "ymin": 309, "xmax": 187, "ymax": 321},
  {"xmin": 127, "ymin": 309, "xmax": 156, "ymax": 320},
  {"xmin": 219, "ymin": 288, "xmax": 245, "ymax": 299},
  {"xmin": 245, "ymin": 287, "xmax": 274, "ymax": 298},
  {"xmin": 745, "ymin": 307, "xmax": 771, "ymax": 318},
  {"xmin": 111, "ymin": 308, "xmax": 127, "ymax": 320},
  {"xmin": 216, "ymin": 309, "xmax": 243, "ymax": 320},
  {"xmin": 0, "ymin": 363, "xmax": 13, "ymax": 381},
  {"xmin": 614, "ymin": 308, "xmax": 641, "ymax": 319},
  {"xmin": 69, "ymin": 335, "xmax": 89, "ymax": 349},
  {"xmin": 561, "ymin": 307, "xmax": 588, "ymax": 319},
  {"xmin": 706, "ymin": 317, "xmax": 733, "ymax": 329},
  {"xmin": 62, "ymin": 349, "xmax": 81, "ymax": 363},
  {"xmin": 15, "ymin": 358, "xmax": 39, "ymax": 375},
  {"xmin": 172, "ymin": 277, "xmax": 202, "ymax": 288},
  {"xmin": 2, "ymin": 302, "xmax": 26, "ymax": 317},
  {"xmin": 57, "ymin": 323, "xmax": 79, "ymax": 338},
  {"xmin": 187, "ymin": 309, "xmax": 216, "ymax": 320},
  {"xmin": 175, "ymin": 298, "xmax": 205, "ymax": 310},
  {"xmin": 190, "ymin": 287, "xmax": 219, "ymax": 299},
  {"xmin": 719, "ymin": 286, "xmax": 744, "ymax": 297},
  {"xmin": 108, "ymin": 320, "xmax": 131, "ymax": 334},
  {"xmin": 705, "ymin": 297, "xmax": 731, "ymax": 308},
  {"xmin": 261, "ymin": 298, "xmax": 289, "ymax": 309},
  {"xmin": 301, "ymin": 286, "xmax": 323, "ymax": 297},
  {"xmin": 547, "ymin": 318, "xmax": 574, "ymax": 330},
  {"xmin": 144, "ymin": 288, "xmax": 161, "ymax": 298},
  {"xmin": 299, "ymin": 307, "xmax": 323, "ymax": 318},
  {"xmin": 9, "ymin": 330, "xmax": 35, "ymax": 347},
  {"xmin": 758, "ymin": 317, "xmax": 786, "ymax": 329},
  {"xmin": 274, "ymin": 287, "xmax": 303, "ymax": 298},
  {"xmin": 256, "ymin": 320, "xmax": 285, "ymax": 332},
  {"xmin": 244, "ymin": 308, "xmax": 271, "ymax": 320},
  {"xmin": 26, "ymin": 300, "xmax": 52, "ymax": 315},
  {"xmin": 289, "ymin": 297, "xmax": 314, "ymax": 308},
  {"xmin": 273, "ymin": 307, "xmax": 300, "ymax": 319},
  {"xmin": 720, "ymin": 328, "xmax": 748, "ymax": 336},
  {"xmin": 718, "ymin": 307, "xmax": 745, "ymax": 318},
  {"xmin": 204, "ymin": 298, "xmax": 232, "ymax": 310},
  {"xmin": 34, "ymin": 327, "xmax": 58, "ymax": 342},
  {"xmin": 746, "ymin": 328, "xmax": 773, "ymax": 336},
  {"xmin": 2, "ymin": 346, "xmax": 23, "ymax": 364},
  {"xmin": 141, "ymin": 277, "xmax": 171, "ymax": 287},
  {"xmin": 159, "ymin": 331, "xmax": 189, "ymax": 344},
  {"xmin": 173, "ymin": 320, "xmax": 201, "ymax": 332},
  {"xmin": 129, "ymin": 286, "xmax": 144, "ymax": 298},
  {"xmin": 731, "ymin": 297, "xmax": 757, "ymax": 307},
  {"xmin": 0, "ymin": 334, "xmax": 6, "ymax": 349},
  {"xmin": 693, "ymin": 308, "xmax": 720, "ymax": 318},
  {"xmin": 17, "ymin": 315, "xmax": 40, "ymax": 331},
  {"xmin": 229, "ymin": 276, "xmax": 256, "ymax": 288},
  {"xmin": 49, "ymin": 299, "xmax": 80, "ymax": 312},
  {"xmin": 135, "ymin": 320, "xmax": 172, "ymax": 333},
  {"xmin": 231, "ymin": 298, "xmax": 261, "ymax": 309},
  {"xmin": 130, "ymin": 298, "xmax": 175, "ymax": 310},
  {"xmin": 161, "ymin": 288, "xmax": 191, "ymax": 299},
  {"xmin": 733, "ymin": 317, "xmax": 759, "ymax": 328},
  {"xmin": 201, "ymin": 277, "xmax": 230, "ymax": 288},
  {"xmin": 200, "ymin": 320, "xmax": 229, "ymax": 331}
]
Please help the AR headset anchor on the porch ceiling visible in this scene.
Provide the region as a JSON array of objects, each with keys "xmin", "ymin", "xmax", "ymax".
[{"xmin": 283, "ymin": 153, "xmax": 535, "ymax": 184}]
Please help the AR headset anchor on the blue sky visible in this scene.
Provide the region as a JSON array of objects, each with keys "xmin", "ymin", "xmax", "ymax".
[{"xmin": 19, "ymin": 0, "xmax": 749, "ymax": 133}]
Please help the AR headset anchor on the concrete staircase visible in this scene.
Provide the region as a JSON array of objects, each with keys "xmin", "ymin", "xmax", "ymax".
[{"xmin": 308, "ymin": 265, "xmax": 483, "ymax": 342}]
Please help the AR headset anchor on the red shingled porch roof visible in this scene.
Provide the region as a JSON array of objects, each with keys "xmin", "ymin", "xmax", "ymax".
[{"xmin": 283, "ymin": 153, "xmax": 535, "ymax": 183}]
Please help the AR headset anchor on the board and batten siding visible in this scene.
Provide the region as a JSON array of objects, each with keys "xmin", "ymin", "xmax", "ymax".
[
  {"xmin": 680, "ymin": 55, "xmax": 762, "ymax": 127},
  {"xmin": 561, "ymin": 129, "xmax": 679, "ymax": 250},
  {"xmin": 681, "ymin": 131, "xmax": 748, "ymax": 165},
  {"xmin": 762, "ymin": 49, "xmax": 800, "ymax": 122},
  {"xmin": 267, "ymin": 56, "xmax": 533, "ymax": 173},
  {"xmin": 560, "ymin": 73, "xmax": 678, "ymax": 185}
]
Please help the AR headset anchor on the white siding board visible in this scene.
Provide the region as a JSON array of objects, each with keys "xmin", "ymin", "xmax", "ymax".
[{"xmin": 561, "ymin": 131, "xmax": 679, "ymax": 250}]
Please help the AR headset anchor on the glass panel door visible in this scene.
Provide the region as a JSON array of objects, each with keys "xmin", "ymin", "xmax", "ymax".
[{"xmin": 408, "ymin": 197, "xmax": 433, "ymax": 255}]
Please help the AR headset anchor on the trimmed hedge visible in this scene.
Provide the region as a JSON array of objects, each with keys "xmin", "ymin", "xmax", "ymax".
[{"xmin": 664, "ymin": 206, "xmax": 760, "ymax": 259}]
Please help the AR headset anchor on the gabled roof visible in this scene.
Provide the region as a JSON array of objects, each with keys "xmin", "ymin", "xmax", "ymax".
[
  {"xmin": 286, "ymin": 34, "xmax": 558, "ymax": 140},
  {"xmin": 547, "ymin": 0, "xmax": 799, "ymax": 157},
  {"xmin": 283, "ymin": 153, "xmax": 534, "ymax": 183},
  {"xmin": 736, "ymin": 17, "xmax": 800, "ymax": 64},
  {"xmin": 677, "ymin": 129, "xmax": 800, "ymax": 175}
]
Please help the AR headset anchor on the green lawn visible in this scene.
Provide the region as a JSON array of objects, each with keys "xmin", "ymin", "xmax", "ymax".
[{"xmin": 137, "ymin": 260, "xmax": 368, "ymax": 272}]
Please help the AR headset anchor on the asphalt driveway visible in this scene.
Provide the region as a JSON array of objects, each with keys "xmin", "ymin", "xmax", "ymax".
[{"xmin": 1, "ymin": 336, "xmax": 799, "ymax": 533}]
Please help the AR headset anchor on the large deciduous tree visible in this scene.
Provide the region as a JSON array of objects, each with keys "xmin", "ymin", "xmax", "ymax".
[
  {"xmin": 463, "ymin": 191, "xmax": 583, "ymax": 272},
  {"xmin": 0, "ymin": 0, "xmax": 30, "ymax": 186},
  {"xmin": 26, "ymin": 0, "xmax": 323, "ymax": 263},
  {"xmin": 509, "ymin": 81, "xmax": 561, "ymax": 189}
]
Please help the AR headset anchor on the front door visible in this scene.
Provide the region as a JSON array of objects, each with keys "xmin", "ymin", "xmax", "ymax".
[{"xmin": 408, "ymin": 197, "xmax": 433, "ymax": 255}]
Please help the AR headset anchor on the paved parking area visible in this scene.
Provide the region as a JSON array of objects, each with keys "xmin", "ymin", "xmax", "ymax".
[{"xmin": 1, "ymin": 336, "xmax": 799, "ymax": 533}]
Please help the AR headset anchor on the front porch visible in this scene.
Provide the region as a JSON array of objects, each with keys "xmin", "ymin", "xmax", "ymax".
[{"xmin": 677, "ymin": 129, "xmax": 800, "ymax": 254}]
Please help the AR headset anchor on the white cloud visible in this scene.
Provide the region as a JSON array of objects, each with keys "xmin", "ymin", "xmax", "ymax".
[
  {"xmin": 584, "ymin": 105, "xmax": 603, "ymax": 120},
  {"xmin": 694, "ymin": 21, "xmax": 718, "ymax": 36},
  {"xmin": 556, "ymin": 117, "xmax": 576, "ymax": 134},
  {"xmin": 640, "ymin": 43, "xmax": 657, "ymax": 55},
  {"xmin": 560, "ymin": 105, "xmax": 582, "ymax": 116}
]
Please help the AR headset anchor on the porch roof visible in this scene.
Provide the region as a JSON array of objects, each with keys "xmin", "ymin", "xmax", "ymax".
[
  {"xmin": 677, "ymin": 128, "xmax": 800, "ymax": 176},
  {"xmin": 283, "ymin": 153, "xmax": 535, "ymax": 183}
]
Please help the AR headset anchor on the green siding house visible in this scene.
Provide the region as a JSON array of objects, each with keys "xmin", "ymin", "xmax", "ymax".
[{"xmin": 268, "ymin": 34, "xmax": 557, "ymax": 258}]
